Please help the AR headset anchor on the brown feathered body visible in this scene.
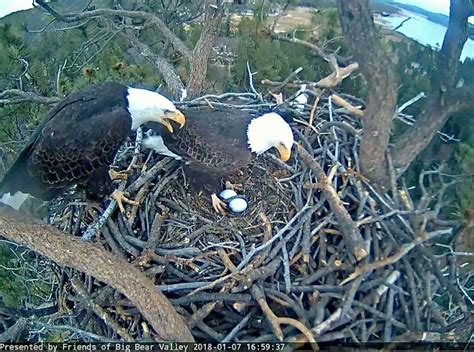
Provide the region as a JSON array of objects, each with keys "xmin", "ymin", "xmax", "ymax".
[
  {"xmin": 156, "ymin": 107, "xmax": 254, "ymax": 195},
  {"xmin": 0, "ymin": 82, "xmax": 131, "ymax": 200}
]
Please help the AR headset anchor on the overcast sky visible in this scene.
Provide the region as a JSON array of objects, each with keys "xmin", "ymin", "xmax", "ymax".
[{"xmin": 0, "ymin": 0, "xmax": 34, "ymax": 18}]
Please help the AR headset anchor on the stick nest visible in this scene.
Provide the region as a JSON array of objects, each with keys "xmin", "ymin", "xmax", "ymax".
[{"xmin": 14, "ymin": 93, "xmax": 473, "ymax": 344}]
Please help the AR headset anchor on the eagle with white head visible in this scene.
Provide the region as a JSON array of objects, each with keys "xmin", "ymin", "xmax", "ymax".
[
  {"xmin": 0, "ymin": 81, "xmax": 185, "ymax": 211},
  {"xmin": 147, "ymin": 106, "xmax": 294, "ymax": 214}
]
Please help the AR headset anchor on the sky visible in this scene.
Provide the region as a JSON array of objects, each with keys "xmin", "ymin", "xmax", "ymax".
[{"xmin": 0, "ymin": 0, "xmax": 34, "ymax": 18}]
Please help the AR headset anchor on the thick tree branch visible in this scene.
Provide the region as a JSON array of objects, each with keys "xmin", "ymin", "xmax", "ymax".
[
  {"xmin": 0, "ymin": 89, "xmax": 60, "ymax": 106},
  {"xmin": 186, "ymin": 0, "xmax": 225, "ymax": 97},
  {"xmin": 336, "ymin": 0, "xmax": 398, "ymax": 190},
  {"xmin": 268, "ymin": 30, "xmax": 350, "ymax": 65},
  {"xmin": 392, "ymin": 0, "xmax": 472, "ymax": 176},
  {"xmin": 269, "ymin": 30, "xmax": 332, "ymax": 62},
  {"xmin": 0, "ymin": 205, "xmax": 193, "ymax": 342},
  {"xmin": 123, "ymin": 31, "xmax": 185, "ymax": 97},
  {"xmin": 34, "ymin": 0, "xmax": 191, "ymax": 59},
  {"xmin": 436, "ymin": 0, "xmax": 471, "ymax": 90},
  {"xmin": 393, "ymin": 86, "xmax": 474, "ymax": 175}
]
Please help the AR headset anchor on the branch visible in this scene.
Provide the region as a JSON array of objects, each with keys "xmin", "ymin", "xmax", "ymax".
[
  {"xmin": 260, "ymin": 61, "xmax": 358, "ymax": 92},
  {"xmin": 34, "ymin": 0, "xmax": 191, "ymax": 59},
  {"xmin": 269, "ymin": 30, "xmax": 332, "ymax": 61},
  {"xmin": 0, "ymin": 90, "xmax": 61, "ymax": 106},
  {"xmin": 0, "ymin": 205, "xmax": 193, "ymax": 342},
  {"xmin": 296, "ymin": 144, "xmax": 368, "ymax": 262},
  {"xmin": 331, "ymin": 93, "xmax": 364, "ymax": 117},
  {"xmin": 0, "ymin": 317, "xmax": 29, "ymax": 342},
  {"xmin": 186, "ymin": 0, "xmax": 225, "ymax": 97},
  {"xmin": 340, "ymin": 228, "xmax": 453, "ymax": 285},
  {"xmin": 392, "ymin": 0, "xmax": 472, "ymax": 176},
  {"xmin": 393, "ymin": 86, "xmax": 474, "ymax": 175},
  {"xmin": 314, "ymin": 61, "xmax": 359, "ymax": 88},
  {"xmin": 268, "ymin": 29, "xmax": 350, "ymax": 65},
  {"xmin": 123, "ymin": 31, "xmax": 185, "ymax": 98}
]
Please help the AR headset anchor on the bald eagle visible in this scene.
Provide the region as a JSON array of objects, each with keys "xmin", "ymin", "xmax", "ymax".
[
  {"xmin": 147, "ymin": 107, "xmax": 294, "ymax": 213},
  {"xmin": 0, "ymin": 82, "xmax": 185, "ymax": 211}
]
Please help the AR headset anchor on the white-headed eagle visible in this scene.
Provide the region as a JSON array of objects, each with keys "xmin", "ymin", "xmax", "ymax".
[
  {"xmin": 146, "ymin": 106, "xmax": 294, "ymax": 213},
  {"xmin": 0, "ymin": 81, "xmax": 185, "ymax": 211}
]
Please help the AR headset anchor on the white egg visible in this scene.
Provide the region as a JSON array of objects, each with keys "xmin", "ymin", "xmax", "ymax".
[
  {"xmin": 229, "ymin": 198, "xmax": 248, "ymax": 213},
  {"xmin": 220, "ymin": 189, "xmax": 237, "ymax": 200}
]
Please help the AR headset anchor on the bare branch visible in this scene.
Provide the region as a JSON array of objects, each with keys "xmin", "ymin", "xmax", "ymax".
[
  {"xmin": 331, "ymin": 93, "xmax": 364, "ymax": 117},
  {"xmin": 315, "ymin": 61, "xmax": 359, "ymax": 88},
  {"xmin": 34, "ymin": 0, "xmax": 191, "ymax": 59},
  {"xmin": 123, "ymin": 31, "xmax": 185, "ymax": 97},
  {"xmin": 0, "ymin": 90, "xmax": 60, "ymax": 106},
  {"xmin": 269, "ymin": 29, "xmax": 333, "ymax": 62}
]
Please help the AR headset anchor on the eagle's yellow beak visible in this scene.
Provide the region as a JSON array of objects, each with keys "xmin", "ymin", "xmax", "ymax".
[
  {"xmin": 276, "ymin": 143, "xmax": 291, "ymax": 162},
  {"xmin": 161, "ymin": 110, "xmax": 186, "ymax": 133}
]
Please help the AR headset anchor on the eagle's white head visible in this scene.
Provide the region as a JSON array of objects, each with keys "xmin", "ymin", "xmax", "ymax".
[
  {"xmin": 126, "ymin": 87, "xmax": 186, "ymax": 132},
  {"xmin": 247, "ymin": 112, "xmax": 294, "ymax": 161}
]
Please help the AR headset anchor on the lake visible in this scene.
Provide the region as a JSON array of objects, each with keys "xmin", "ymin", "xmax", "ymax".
[{"xmin": 378, "ymin": 9, "xmax": 474, "ymax": 61}]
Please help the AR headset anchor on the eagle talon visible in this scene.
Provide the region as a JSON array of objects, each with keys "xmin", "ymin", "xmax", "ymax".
[
  {"xmin": 211, "ymin": 193, "xmax": 227, "ymax": 214},
  {"xmin": 111, "ymin": 190, "xmax": 139, "ymax": 213}
]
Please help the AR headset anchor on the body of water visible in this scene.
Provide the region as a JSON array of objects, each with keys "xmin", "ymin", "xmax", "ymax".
[{"xmin": 379, "ymin": 9, "xmax": 474, "ymax": 61}]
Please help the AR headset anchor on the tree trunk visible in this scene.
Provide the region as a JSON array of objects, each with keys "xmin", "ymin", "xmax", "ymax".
[
  {"xmin": 125, "ymin": 31, "xmax": 185, "ymax": 98},
  {"xmin": 391, "ymin": 0, "xmax": 472, "ymax": 175},
  {"xmin": 336, "ymin": 0, "xmax": 397, "ymax": 189},
  {"xmin": 393, "ymin": 87, "xmax": 474, "ymax": 175},
  {"xmin": 186, "ymin": 0, "xmax": 225, "ymax": 97}
]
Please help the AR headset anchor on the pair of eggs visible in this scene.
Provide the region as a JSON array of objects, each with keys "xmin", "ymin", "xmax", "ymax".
[{"xmin": 219, "ymin": 189, "xmax": 248, "ymax": 213}]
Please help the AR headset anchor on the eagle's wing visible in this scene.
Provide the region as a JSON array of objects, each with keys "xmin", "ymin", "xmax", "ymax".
[
  {"xmin": 31, "ymin": 106, "xmax": 131, "ymax": 186},
  {"xmin": 159, "ymin": 107, "xmax": 253, "ymax": 172},
  {"xmin": 0, "ymin": 83, "xmax": 130, "ymax": 199}
]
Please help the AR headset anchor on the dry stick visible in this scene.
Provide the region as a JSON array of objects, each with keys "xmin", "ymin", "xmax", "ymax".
[
  {"xmin": 252, "ymin": 213, "xmax": 272, "ymax": 268},
  {"xmin": 188, "ymin": 205, "xmax": 310, "ymax": 295},
  {"xmin": 128, "ymin": 181, "xmax": 150, "ymax": 225},
  {"xmin": 340, "ymin": 228, "xmax": 452, "ymax": 285},
  {"xmin": 383, "ymin": 287, "xmax": 395, "ymax": 342},
  {"xmin": 265, "ymin": 67, "xmax": 303, "ymax": 96},
  {"xmin": 296, "ymin": 144, "xmax": 368, "ymax": 261},
  {"xmin": 251, "ymin": 285, "xmax": 284, "ymax": 341},
  {"xmin": 252, "ymin": 285, "xmax": 318, "ymax": 345},
  {"xmin": 331, "ymin": 94, "xmax": 364, "ymax": 118},
  {"xmin": 82, "ymin": 128, "xmax": 144, "ymax": 240},
  {"xmin": 33, "ymin": 321, "xmax": 114, "ymax": 341},
  {"xmin": 0, "ymin": 89, "xmax": 60, "ymax": 106},
  {"xmin": 146, "ymin": 210, "xmax": 167, "ymax": 250},
  {"xmin": 0, "ymin": 205, "xmax": 193, "ymax": 342},
  {"xmin": 0, "ymin": 317, "xmax": 29, "ymax": 342},
  {"xmin": 70, "ymin": 276, "xmax": 134, "ymax": 342},
  {"xmin": 278, "ymin": 317, "xmax": 317, "ymax": 345},
  {"xmin": 315, "ymin": 63, "xmax": 359, "ymax": 88},
  {"xmin": 308, "ymin": 95, "xmax": 320, "ymax": 128},
  {"xmin": 222, "ymin": 308, "xmax": 256, "ymax": 343}
]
